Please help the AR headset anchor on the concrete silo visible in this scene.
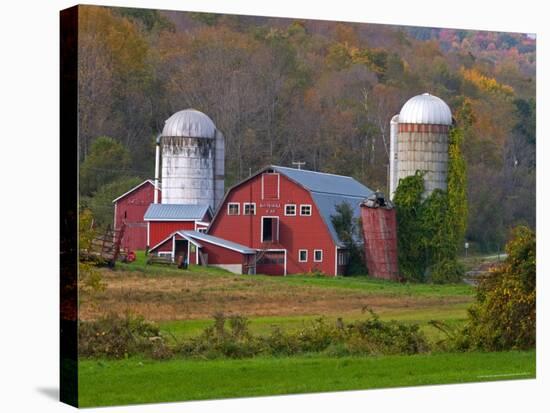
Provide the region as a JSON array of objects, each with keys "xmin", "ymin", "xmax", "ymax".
[
  {"xmin": 155, "ymin": 109, "xmax": 224, "ymax": 210},
  {"xmin": 389, "ymin": 93, "xmax": 452, "ymax": 199}
]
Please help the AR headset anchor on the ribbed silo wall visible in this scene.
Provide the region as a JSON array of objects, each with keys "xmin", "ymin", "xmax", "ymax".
[
  {"xmin": 360, "ymin": 205, "xmax": 399, "ymax": 281},
  {"xmin": 397, "ymin": 123, "xmax": 449, "ymax": 198},
  {"xmin": 214, "ymin": 130, "xmax": 225, "ymax": 210},
  {"xmin": 389, "ymin": 114, "xmax": 400, "ymax": 199},
  {"xmin": 161, "ymin": 136, "xmax": 215, "ymax": 208}
]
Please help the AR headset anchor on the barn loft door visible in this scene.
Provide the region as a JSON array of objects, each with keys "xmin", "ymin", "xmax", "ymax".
[{"xmin": 262, "ymin": 173, "xmax": 279, "ymax": 200}]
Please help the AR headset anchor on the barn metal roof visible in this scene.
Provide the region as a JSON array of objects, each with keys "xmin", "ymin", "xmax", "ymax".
[
  {"xmin": 182, "ymin": 231, "xmax": 257, "ymax": 254},
  {"xmin": 144, "ymin": 204, "xmax": 212, "ymax": 221},
  {"xmin": 311, "ymin": 192, "xmax": 370, "ymax": 246},
  {"xmin": 398, "ymin": 93, "xmax": 452, "ymax": 125},
  {"xmin": 271, "ymin": 166, "xmax": 372, "ymax": 197},
  {"xmin": 272, "ymin": 166, "xmax": 373, "ymax": 246},
  {"xmin": 162, "ymin": 109, "xmax": 217, "ymax": 138}
]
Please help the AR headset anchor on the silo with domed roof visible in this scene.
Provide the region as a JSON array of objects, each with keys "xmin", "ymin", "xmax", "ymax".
[{"xmin": 389, "ymin": 93, "xmax": 452, "ymax": 199}]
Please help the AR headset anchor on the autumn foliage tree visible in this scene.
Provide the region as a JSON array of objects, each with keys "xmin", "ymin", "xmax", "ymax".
[
  {"xmin": 459, "ymin": 226, "xmax": 535, "ymax": 350},
  {"xmin": 77, "ymin": 6, "xmax": 535, "ymax": 253}
]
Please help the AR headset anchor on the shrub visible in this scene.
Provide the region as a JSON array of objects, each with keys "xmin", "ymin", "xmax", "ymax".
[
  {"xmin": 78, "ymin": 313, "xmax": 169, "ymax": 359},
  {"xmin": 428, "ymin": 259, "xmax": 465, "ymax": 284},
  {"xmin": 178, "ymin": 313, "xmax": 261, "ymax": 359},
  {"xmin": 462, "ymin": 226, "xmax": 535, "ymax": 350},
  {"xmin": 180, "ymin": 312, "xmax": 429, "ymax": 359},
  {"xmin": 433, "ymin": 226, "xmax": 536, "ymax": 351}
]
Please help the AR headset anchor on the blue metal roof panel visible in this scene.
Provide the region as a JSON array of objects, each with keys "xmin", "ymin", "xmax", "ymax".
[
  {"xmin": 182, "ymin": 231, "xmax": 256, "ymax": 254},
  {"xmin": 144, "ymin": 204, "xmax": 211, "ymax": 220},
  {"xmin": 311, "ymin": 192, "xmax": 372, "ymax": 246},
  {"xmin": 272, "ymin": 166, "xmax": 372, "ymax": 197}
]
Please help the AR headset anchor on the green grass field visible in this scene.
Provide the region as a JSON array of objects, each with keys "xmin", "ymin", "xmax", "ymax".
[
  {"xmin": 79, "ymin": 350, "xmax": 535, "ymax": 407},
  {"xmin": 78, "ymin": 253, "xmax": 535, "ymax": 407}
]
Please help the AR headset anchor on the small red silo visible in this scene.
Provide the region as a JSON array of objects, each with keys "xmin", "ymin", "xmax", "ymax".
[{"xmin": 360, "ymin": 193, "xmax": 400, "ymax": 281}]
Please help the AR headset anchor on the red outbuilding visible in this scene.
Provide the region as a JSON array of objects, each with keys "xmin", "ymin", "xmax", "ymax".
[
  {"xmin": 112, "ymin": 180, "xmax": 160, "ymax": 251},
  {"xmin": 207, "ymin": 165, "xmax": 373, "ymax": 276},
  {"xmin": 144, "ymin": 204, "xmax": 212, "ymax": 249},
  {"xmin": 149, "ymin": 230, "xmax": 257, "ymax": 273}
]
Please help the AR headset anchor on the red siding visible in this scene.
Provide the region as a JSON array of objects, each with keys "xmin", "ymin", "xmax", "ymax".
[
  {"xmin": 114, "ymin": 181, "xmax": 159, "ymax": 251},
  {"xmin": 200, "ymin": 241, "xmax": 248, "ymax": 265},
  {"xmin": 209, "ymin": 172, "xmax": 338, "ymax": 275},
  {"xmin": 149, "ymin": 221, "xmax": 195, "ymax": 249},
  {"xmin": 262, "ymin": 173, "xmax": 280, "ymax": 199}
]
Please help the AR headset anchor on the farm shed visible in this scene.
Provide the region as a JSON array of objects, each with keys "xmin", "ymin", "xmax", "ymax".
[
  {"xmin": 149, "ymin": 230, "xmax": 257, "ymax": 274},
  {"xmin": 112, "ymin": 179, "xmax": 160, "ymax": 251},
  {"xmin": 207, "ymin": 165, "xmax": 373, "ymax": 276},
  {"xmin": 144, "ymin": 204, "xmax": 212, "ymax": 249}
]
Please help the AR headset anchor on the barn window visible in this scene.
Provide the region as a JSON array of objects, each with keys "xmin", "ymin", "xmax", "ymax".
[
  {"xmin": 299, "ymin": 249, "xmax": 308, "ymax": 262},
  {"xmin": 314, "ymin": 249, "xmax": 323, "ymax": 262},
  {"xmin": 338, "ymin": 251, "xmax": 350, "ymax": 265},
  {"xmin": 124, "ymin": 211, "xmax": 127, "ymax": 219},
  {"xmin": 261, "ymin": 216, "xmax": 279, "ymax": 243},
  {"xmin": 197, "ymin": 228, "xmax": 207, "ymax": 233},
  {"xmin": 285, "ymin": 204, "xmax": 296, "ymax": 216},
  {"xmin": 243, "ymin": 203, "xmax": 256, "ymax": 215},
  {"xmin": 227, "ymin": 203, "xmax": 240, "ymax": 215},
  {"xmin": 300, "ymin": 204, "xmax": 312, "ymax": 216}
]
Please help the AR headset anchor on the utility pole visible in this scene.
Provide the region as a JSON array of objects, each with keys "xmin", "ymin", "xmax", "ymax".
[{"xmin": 292, "ymin": 161, "xmax": 306, "ymax": 170}]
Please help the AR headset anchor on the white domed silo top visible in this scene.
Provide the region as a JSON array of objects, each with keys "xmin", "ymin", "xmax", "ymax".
[
  {"xmin": 162, "ymin": 109, "xmax": 217, "ymax": 138},
  {"xmin": 399, "ymin": 93, "xmax": 452, "ymax": 125}
]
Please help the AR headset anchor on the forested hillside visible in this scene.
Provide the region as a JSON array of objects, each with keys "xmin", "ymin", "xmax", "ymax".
[{"xmin": 78, "ymin": 6, "xmax": 536, "ymax": 252}]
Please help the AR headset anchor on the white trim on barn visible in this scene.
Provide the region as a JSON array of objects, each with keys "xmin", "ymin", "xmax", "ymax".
[
  {"xmin": 314, "ymin": 249, "xmax": 323, "ymax": 262},
  {"xmin": 298, "ymin": 249, "xmax": 308, "ymax": 262},
  {"xmin": 111, "ymin": 179, "xmax": 154, "ymax": 203},
  {"xmin": 259, "ymin": 248, "xmax": 287, "ymax": 276},
  {"xmin": 300, "ymin": 204, "xmax": 312, "ymax": 216},
  {"xmin": 227, "ymin": 202, "xmax": 240, "ymax": 215},
  {"xmin": 260, "ymin": 216, "xmax": 279, "ymax": 243},
  {"xmin": 243, "ymin": 202, "xmax": 256, "ymax": 215},
  {"xmin": 284, "ymin": 204, "xmax": 296, "ymax": 216},
  {"xmin": 261, "ymin": 172, "xmax": 280, "ymax": 200}
]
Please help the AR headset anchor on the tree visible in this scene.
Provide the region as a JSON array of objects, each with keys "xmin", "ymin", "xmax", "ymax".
[
  {"xmin": 330, "ymin": 202, "xmax": 366, "ymax": 275},
  {"xmin": 80, "ymin": 137, "xmax": 132, "ymax": 196},
  {"xmin": 87, "ymin": 176, "xmax": 143, "ymax": 228},
  {"xmin": 79, "ymin": 208, "xmax": 106, "ymax": 295},
  {"xmin": 460, "ymin": 226, "xmax": 535, "ymax": 350}
]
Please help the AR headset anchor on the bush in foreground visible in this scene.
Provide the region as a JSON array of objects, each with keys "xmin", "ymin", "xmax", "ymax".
[
  {"xmin": 79, "ymin": 313, "xmax": 171, "ymax": 359},
  {"xmin": 432, "ymin": 226, "xmax": 536, "ymax": 352},
  {"xmin": 178, "ymin": 311, "xmax": 429, "ymax": 359}
]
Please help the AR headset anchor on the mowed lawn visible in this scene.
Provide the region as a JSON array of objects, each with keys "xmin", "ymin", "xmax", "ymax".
[{"xmin": 79, "ymin": 351, "xmax": 535, "ymax": 407}]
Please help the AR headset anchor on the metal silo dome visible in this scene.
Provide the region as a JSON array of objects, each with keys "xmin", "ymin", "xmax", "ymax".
[
  {"xmin": 399, "ymin": 93, "xmax": 452, "ymax": 125},
  {"xmin": 162, "ymin": 109, "xmax": 217, "ymax": 138}
]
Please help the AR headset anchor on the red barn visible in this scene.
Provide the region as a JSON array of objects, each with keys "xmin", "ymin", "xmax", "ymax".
[
  {"xmin": 144, "ymin": 204, "xmax": 212, "ymax": 249},
  {"xmin": 112, "ymin": 180, "xmax": 160, "ymax": 251},
  {"xmin": 207, "ymin": 165, "xmax": 373, "ymax": 276}
]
